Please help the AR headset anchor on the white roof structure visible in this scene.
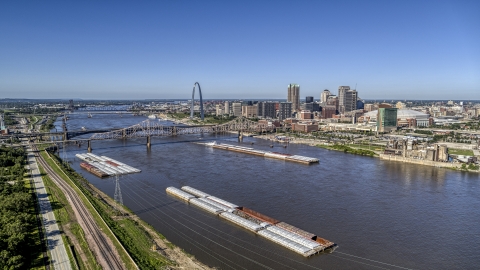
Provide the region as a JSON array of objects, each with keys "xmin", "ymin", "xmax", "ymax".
[{"xmin": 365, "ymin": 109, "xmax": 430, "ymax": 121}]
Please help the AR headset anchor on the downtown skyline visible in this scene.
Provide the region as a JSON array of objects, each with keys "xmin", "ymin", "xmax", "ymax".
[{"xmin": 1, "ymin": 1, "xmax": 479, "ymax": 100}]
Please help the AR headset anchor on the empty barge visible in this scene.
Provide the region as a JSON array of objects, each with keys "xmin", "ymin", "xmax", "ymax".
[
  {"xmin": 76, "ymin": 153, "xmax": 141, "ymax": 178},
  {"xmin": 203, "ymin": 142, "xmax": 319, "ymax": 164},
  {"xmin": 166, "ymin": 186, "xmax": 335, "ymax": 257}
]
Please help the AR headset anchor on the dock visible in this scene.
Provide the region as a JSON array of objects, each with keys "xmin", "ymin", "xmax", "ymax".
[
  {"xmin": 202, "ymin": 142, "xmax": 319, "ymax": 165},
  {"xmin": 76, "ymin": 153, "xmax": 141, "ymax": 177},
  {"xmin": 166, "ymin": 186, "xmax": 335, "ymax": 257}
]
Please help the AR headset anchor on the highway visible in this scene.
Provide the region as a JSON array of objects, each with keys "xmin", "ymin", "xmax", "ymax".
[
  {"xmin": 31, "ymin": 144, "xmax": 126, "ymax": 270},
  {"xmin": 27, "ymin": 146, "xmax": 72, "ymax": 270}
]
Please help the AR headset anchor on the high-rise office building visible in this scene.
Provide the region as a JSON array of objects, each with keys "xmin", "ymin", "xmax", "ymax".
[
  {"xmin": 232, "ymin": 103, "xmax": 242, "ymax": 117},
  {"xmin": 338, "ymin": 86, "xmax": 350, "ymax": 113},
  {"xmin": 344, "ymin": 89, "xmax": 358, "ymax": 112},
  {"xmin": 377, "ymin": 108, "xmax": 398, "ymax": 133},
  {"xmin": 278, "ymin": 102, "xmax": 292, "ymax": 121},
  {"xmin": 215, "ymin": 104, "xmax": 223, "ymax": 116},
  {"xmin": 321, "ymin": 89, "xmax": 331, "ymax": 103},
  {"xmin": 224, "ymin": 101, "xmax": 231, "ymax": 115},
  {"xmin": 287, "ymin": 84, "xmax": 300, "ymax": 112},
  {"xmin": 306, "ymin": 96, "xmax": 314, "ymax": 103}
]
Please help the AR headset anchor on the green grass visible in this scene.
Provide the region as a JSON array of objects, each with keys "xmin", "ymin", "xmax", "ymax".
[
  {"xmin": 37, "ymin": 164, "xmax": 98, "ymax": 270},
  {"xmin": 39, "ymin": 150, "xmax": 130, "ymax": 269},
  {"xmin": 350, "ymin": 144, "xmax": 385, "ymax": 151},
  {"xmin": 39, "ymin": 147, "xmax": 173, "ymax": 269},
  {"xmin": 317, "ymin": 144, "xmax": 377, "ymax": 156},
  {"xmin": 24, "ymin": 178, "xmax": 47, "ymax": 270},
  {"xmin": 448, "ymin": 148, "xmax": 474, "ymax": 156}
]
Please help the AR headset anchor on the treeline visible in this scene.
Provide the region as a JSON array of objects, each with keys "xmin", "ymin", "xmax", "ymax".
[{"xmin": 0, "ymin": 147, "xmax": 40, "ymax": 269}]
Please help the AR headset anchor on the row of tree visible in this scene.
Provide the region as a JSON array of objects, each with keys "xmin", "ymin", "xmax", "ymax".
[{"xmin": 0, "ymin": 146, "xmax": 40, "ymax": 269}]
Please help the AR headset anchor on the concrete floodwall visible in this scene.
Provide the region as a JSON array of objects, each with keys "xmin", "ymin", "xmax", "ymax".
[{"xmin": 379, "ymin": 154, "xmax": 462, "ymax": 169}]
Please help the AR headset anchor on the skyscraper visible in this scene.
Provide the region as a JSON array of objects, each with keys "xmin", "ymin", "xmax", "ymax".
[
  {"xmin": 257, "ymin": 102, "xmax": 276, "ymax": 118},
  {"xmin": 338, "ymin": 86, "xmax": 350, "ymax": 113},
  {"xmin": 306, "ymin": 96, "xmax": 314, "ymax": 103},
  {"xmin": 344, "ymin": 89, "xmax": 358, "ymax": 112},
  {"xmin": 321, "ymin": 89, "xmax": 331, "ymax": 103},
  {"xmin": 224, "ymin": 101, "xmax": 231, "ymax": 115},
  {"xmin": 287, "ymin": 84, "xmax": 300, "ymax": 112}
]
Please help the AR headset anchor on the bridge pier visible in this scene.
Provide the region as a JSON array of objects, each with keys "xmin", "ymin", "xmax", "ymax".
[
  {"xmin": 172, "ymin": 126, "xmax": 177, "ymax": 136},
  {"xmin": 147, "ymin": 135, "xmax": 151, "ymax": 148},
  {"xmin": 238, "ymin": 131, "xmax": 243, "ymax": 142},
  {"xmin": 87, "ymin": 140, "xmax": 92, "ymax": 153}
]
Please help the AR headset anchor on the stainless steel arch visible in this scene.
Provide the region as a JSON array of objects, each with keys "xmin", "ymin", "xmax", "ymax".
[{"xmin": 190, "ymin": 82, "xmax": 204, "ymax": 121}]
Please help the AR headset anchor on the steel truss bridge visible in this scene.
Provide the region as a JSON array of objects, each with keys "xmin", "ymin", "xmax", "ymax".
[{"xmin": 89, "ymin": 117, "xmax": 274, "ymax": 140}]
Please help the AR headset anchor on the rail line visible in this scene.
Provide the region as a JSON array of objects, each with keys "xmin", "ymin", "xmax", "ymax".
[{"xmin": 32, "ymin": 144, "xmax": 126, "ymax": 270}]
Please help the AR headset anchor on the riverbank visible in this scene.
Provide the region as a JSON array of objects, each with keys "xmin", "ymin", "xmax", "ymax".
[
  {"xmin": 42, "ymin": 143, "xmax": 213, "ymax": 269},
  {"xmin": 254, "ymin": 134, "xmax": 480, "ymax": 172}
]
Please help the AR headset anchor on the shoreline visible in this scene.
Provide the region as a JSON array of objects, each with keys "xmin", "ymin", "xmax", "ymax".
[{"xmin": 253, "ymin": 134, "xmax": 479, "ymax": 173}]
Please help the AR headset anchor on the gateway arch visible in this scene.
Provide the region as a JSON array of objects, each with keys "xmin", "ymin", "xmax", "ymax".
[{"xmin": 190, "ymin": 82, "xmax": 204, "ymax": 121}]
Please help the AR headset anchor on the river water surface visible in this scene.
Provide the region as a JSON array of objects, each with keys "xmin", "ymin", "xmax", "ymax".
[{"xmin": 56, "ymin": 112, "xmax": 480, "ymax": 270}]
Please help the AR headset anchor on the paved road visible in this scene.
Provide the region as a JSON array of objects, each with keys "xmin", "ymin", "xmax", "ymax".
[{"xmin": 27, "ymin": 146, "xmax": 72, "ymax": 270}]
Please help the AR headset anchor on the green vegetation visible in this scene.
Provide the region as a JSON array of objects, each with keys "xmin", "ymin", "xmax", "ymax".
[
  {"xmin": 40, "ymin": 117, "xmax": 56, "ymax": 131},
  {"xmin": 40, "ymin": 146, "xmax": 173, "ymax": 269},
  {"xmin": 350, "ymin": 143, "xmax": 385, "ymax": 151},
  {"xmin": 37, "ymin": 164, "xmax": 98, "ymax": 269},
  {"xmin": 448, "ymin": 148, "xmax": 474, "ymax": 156},
  {"xmin": 3, "ymin": 113, "xmax": 18, "ymax": 125},
  {"xmin": 316, "ymin": 144, "xmax": 377, "ymax": 156},
  {"xmin": 0, "ymin": 146, "xmax": 43, "ymax": 269},
  {"xmin": 461, "ymin": 163, "xmax": 480, "ymax": 171},
  {"xmin": 413, "ymin": 129, "xmax": 433, "ymax": 135}
]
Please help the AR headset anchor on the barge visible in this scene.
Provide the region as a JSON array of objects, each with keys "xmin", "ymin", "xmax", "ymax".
[
  {"xmin": 76, "ymin": 153, "xmax": 141, "ymax": 178},
  {"xmin": 203, "ymin": 142, "xmax": 319, "ymax": 164},
  {"xmin": 166, "ymin": 186, "xmax": 335, "ymax": 257}
]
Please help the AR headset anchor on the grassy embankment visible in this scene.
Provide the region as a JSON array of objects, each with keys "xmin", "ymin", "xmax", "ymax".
[
  {"xmin": 38, "ymin": 145, "xmax": 174, "ymax": 269},
  {"xmin": 448, "ymin": 148, "xmax": 475, "ymax": 156},
  {"xmin": 25, "ymin": 177, "xmax": 47, "ymax": 270},
  {"xmin": 36, "ymin": 164, "xmax": 98, "ymax": 269},
  {"xmin": 316, "ymin": 144, "xmax": 377, "ymax": 157}
]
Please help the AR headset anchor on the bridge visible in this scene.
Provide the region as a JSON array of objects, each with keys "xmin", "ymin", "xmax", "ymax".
[{"xmin": 89, "ymin": 117, "xmax": 273, "ymax": 141}]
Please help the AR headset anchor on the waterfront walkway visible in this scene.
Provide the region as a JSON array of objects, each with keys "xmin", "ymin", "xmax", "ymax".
[{"xmin": 27, "ymin": 146, "xmax": 72, "ymax": 270}]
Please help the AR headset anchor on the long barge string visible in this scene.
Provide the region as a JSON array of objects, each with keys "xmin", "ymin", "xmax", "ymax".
[
  {"xmin": 166, "ymin": 186, "xmax": 335, "ymax": 257},
  {"xmin": 117, "ymin": 172, "xmax": 410, "ymax": 270},
  {"xmin": 201, "ymin": 142, "xmax": 320, "ymax": 165}
]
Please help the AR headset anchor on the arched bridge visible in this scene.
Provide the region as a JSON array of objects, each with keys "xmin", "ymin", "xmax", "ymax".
[{"xmin": 89, "ymin": 117, "xmax": 274, "ymax": 140}]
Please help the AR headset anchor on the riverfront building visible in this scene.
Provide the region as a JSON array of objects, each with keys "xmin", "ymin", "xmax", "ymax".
[
  {"xmin": 377, "ymin": 108, "xmax": 398, "ymax": 132},
  {"xmin": 232, "ymin": 103, "xmax": 242, "ymax": 117},
  {"xmin": 257, "ymin": 102, "xmax": 277, "ymax": 119},
  {"xmin": 279, "ymin": 102, "xmax": 292, "ymax": 121}
]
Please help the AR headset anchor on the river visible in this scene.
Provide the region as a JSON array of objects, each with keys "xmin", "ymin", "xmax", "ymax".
[{"xmin": 55, "ymin": 111, "xmax": 480, "ymax": 270}]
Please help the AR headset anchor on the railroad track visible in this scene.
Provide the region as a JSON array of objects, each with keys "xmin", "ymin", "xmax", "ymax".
[{"xmin": 32, "ymin": 145, "xmax": 125, "ymax": 270}]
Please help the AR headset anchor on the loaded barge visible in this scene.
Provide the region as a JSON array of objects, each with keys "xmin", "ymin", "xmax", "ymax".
[
  {"xmin": 75, "ymin": 153, "xmax": 141, "ymax": 177},
  {"xmin": 202, "ymin": 142, "xmax": 319, "ymax": 165},
  {"xmin": 166, "ymin": 186, "xmax": 335, "ymax": 257}
]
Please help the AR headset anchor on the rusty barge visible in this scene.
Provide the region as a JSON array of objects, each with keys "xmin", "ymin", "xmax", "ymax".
[
  {"xmin": 202, "ymin": 142, "xmax": 319, "ymax": 165},
  {"xmin": 166, "ymin": 186, "xmax": 335, "ymax": 257},
  {"xmin": 76, "ymin": 153, "xmax": 141, "ymax": 178}
]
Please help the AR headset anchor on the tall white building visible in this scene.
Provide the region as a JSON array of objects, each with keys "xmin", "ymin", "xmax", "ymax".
[
  {"xmin": 287, "ymin": 84, "xmax": 300, "ymax": 112},
  {"xmin": 321, "ymin": 89, "xmax": 331, "ymax": 103},
  {"xmin": 224, "ymin": 101, "xmax": 231, "ymax": 115},
  {"xmin": 232, "ymin": 103, "xmax": 242, "ymax": 117}
]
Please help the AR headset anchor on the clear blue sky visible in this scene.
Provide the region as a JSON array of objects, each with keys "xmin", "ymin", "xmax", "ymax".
[{"xmin": 1, "ymin": 1, "xmax": 479, "ymax": 100}]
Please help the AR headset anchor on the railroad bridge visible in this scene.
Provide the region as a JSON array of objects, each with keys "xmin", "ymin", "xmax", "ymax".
[{"xmin": 89, "ymin": 117, "xmax": 273, "ymax": 140}]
